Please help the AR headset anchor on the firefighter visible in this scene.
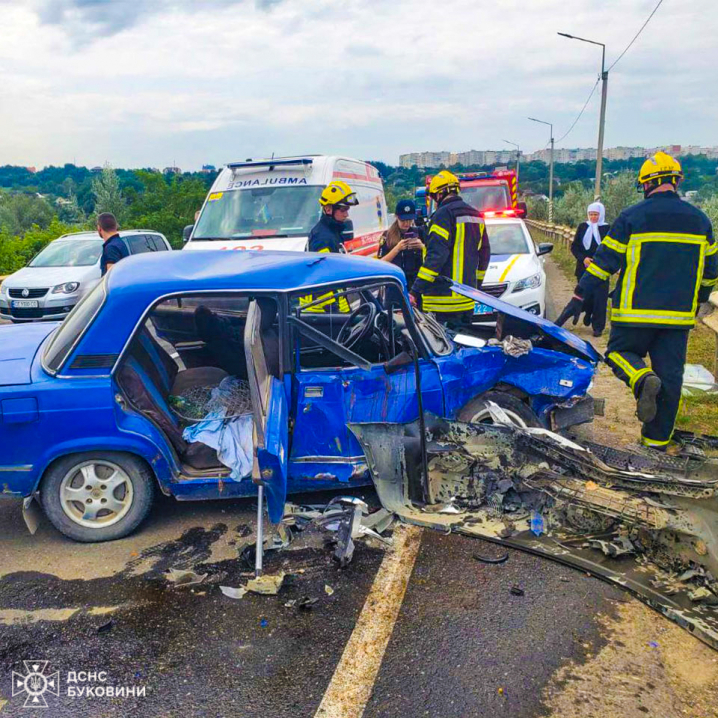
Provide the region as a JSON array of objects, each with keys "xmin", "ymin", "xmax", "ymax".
[
  {"xmin": 557, "ymin": 152, "xmax": 717, "ymax": 451},
  {"xmin": 302, "ymin": 180, "xmax": 359, "ymax": 313},
  {"xmin": 410, "ymin": 170, "xmax": 490, "ymax": 328},
  {"xmin": 308, "ymin": 180, "xmax": 358, "ymax": 254}
]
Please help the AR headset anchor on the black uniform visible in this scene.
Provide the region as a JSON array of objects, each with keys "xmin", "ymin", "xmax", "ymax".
[
  {"xmin": 377, "ymin": 224, "xmax": 426, "ymax": 289},
  {"xmin": 410, "ymin": 194, "xmax": 490, "ymax": 326},
  {"xmin": 303, "ymin": 213, "xmax": 349, "ymax": 313},
  {"xmin": 100, "ymin": 234, "xmax": 129, "ymax": 276},
  {"xmin": 578, "ymin": 191, "xmax": 717, "ymax": 448},
  {"xmin": 570, "ymin": 221, "xmax": 611, "ymax": 334}
]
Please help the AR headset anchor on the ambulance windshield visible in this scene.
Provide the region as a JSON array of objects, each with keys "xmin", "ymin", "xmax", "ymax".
[{"xmin": 194, "ymin": 185, "xmax": 324, "ymax": 240}]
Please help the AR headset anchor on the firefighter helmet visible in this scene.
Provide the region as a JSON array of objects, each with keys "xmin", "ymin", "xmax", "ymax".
[
  {"xmin": 637, "ymin": 151, "xmax": 683, "ymax": 189},
  {"xmin": 319, "ymin": 181, "xmax": 359, "ymax": 208},
  {"xmin": 428, "ymin": 170, "xmax": 460, "ymax": 196}
]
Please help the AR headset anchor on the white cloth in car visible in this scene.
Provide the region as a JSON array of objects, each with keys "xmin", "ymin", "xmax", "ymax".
[{"xmin": 182, "ymin": 410, "xmax": 254, "ymax": 481}]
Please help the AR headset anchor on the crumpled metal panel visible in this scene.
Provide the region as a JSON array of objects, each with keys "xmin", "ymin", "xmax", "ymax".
[{"xmin": 350, "ymin": 417, "xmax": 718, "ymax": 651}]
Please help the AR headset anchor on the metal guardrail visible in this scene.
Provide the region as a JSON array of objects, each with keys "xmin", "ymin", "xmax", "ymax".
[{"xmin": 524, "ymin": 219, "xmax": 574, "ymax": 250}]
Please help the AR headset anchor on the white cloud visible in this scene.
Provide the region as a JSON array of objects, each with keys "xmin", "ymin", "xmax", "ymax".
[{"xmin": 0, "ymin": 0, "xmax": 715, "ymax": 168}]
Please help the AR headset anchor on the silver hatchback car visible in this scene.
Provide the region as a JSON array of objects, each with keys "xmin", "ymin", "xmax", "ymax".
[{"xmin": 0, "ymin": 230, "xmax": 172, "ymax": 322}]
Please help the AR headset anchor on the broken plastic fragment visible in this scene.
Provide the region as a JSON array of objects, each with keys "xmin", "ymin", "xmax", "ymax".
[
  {"xmin": 530, "ymin": 510, "xmax": 544, "ymax": 537},
  {"xmin": 220, "ymin": 586, "xmax": 248, "ymax": 600},
  {"xmin": 166, "ymin": 569, "xmax": 207, "ymax": 587},
  {"xmin": 325, "ymin": 584, "xmax": 335, "ymax": 596},
  {"xmin": 297, "ymin": 597, "xmax": 319, "ymax": 610},
  {"xmin": 510, "ymin": 585, "xmax": 525, "ymax": 596},
  {"xmin": 246, "ymin": 573, "xmax": 285, "ymax": 595}
]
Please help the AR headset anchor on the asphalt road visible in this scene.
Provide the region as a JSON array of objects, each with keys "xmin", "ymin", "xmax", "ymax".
[{"xmin": 0, "ymin": 263, "xmax": 644, "ymax": 717}]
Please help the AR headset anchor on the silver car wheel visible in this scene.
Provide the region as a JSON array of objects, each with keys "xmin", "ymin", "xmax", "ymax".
[{"xmin": 59, "ymin": 460, "xmax": 134, "ymax": 529}]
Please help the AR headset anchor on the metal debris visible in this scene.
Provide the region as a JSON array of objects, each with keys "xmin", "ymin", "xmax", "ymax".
[{"xmin": 246, "ymin": 573, "xmax": 285, "ymax": 595}]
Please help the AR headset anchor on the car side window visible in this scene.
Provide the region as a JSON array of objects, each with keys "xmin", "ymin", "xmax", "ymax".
[
  {"xmin": 147, "ymin": 234, "xmax": 168, "ymax": 251},
  {"xmin": 289, "ymin": 282, "xmax": 412, "ymax": 371},
  {"xmin": 127, "ymin": 234, "xmax": 154, "ymax": 254}
]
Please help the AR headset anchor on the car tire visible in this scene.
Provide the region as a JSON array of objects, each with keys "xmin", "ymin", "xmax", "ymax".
[
  {"xmin": 41, "ymin": 452, "xmax": 155, "ymax": 542},
  {"xmin": 458, "ymin": 391, "xmax": 541, "ymax": 428}
]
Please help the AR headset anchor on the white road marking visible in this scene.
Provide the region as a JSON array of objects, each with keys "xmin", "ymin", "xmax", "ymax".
[{"xmin": 315, "ymin": 524, "xmax": 423, "ymax": 718}]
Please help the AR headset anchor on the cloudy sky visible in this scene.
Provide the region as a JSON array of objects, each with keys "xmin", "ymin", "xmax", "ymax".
[{"xmin": 0, "ymin": 0, "xmax": 714, "ymax": 169}]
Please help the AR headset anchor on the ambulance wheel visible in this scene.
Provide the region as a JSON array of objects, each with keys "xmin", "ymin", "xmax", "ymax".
[
  {"xmin": 41, "ymin": 452, "xmax": 155, "ymax": 542},
  {"xmin": 458, "ymin": 391, "xmax": 541, "ymax": 428}
]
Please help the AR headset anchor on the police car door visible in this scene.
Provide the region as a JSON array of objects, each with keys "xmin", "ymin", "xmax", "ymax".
[{"xmin": 244, "ymin": 299, "xmax": 289, "ymax": 524}]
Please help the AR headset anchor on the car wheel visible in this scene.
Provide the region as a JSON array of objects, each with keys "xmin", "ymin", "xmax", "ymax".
[
  {"xmin": 41, "ymin": 452, "xmax": 155, "ymax": 542},
  {"xmin": 458, "ymin": 391, "xmax": 541, "ymax": 428}
]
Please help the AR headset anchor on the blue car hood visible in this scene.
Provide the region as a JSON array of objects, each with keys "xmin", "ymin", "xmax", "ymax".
[
  {"xmin": 450, "ymin": 280, "xmax": 600, "ymax": 362},
  {"xmin": 0, "ymin": 323, "xmax": 57, "ymax": 386}
]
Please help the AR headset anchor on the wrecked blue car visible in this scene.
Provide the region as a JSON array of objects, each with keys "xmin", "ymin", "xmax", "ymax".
[{"xmin": 0, "ymin": 250, "xmax": 599, "ymax": 541}]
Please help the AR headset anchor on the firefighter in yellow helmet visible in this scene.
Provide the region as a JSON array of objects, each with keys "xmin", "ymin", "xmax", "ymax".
[
  {"xmin": 302, "ymin": 180, "xmax": 359, "ymax": 313},
  {"xmin": 557, "ymin": 152, "xmax": 717, "ymax": 452},
  {"xmin": 410, "ymin": 170, "xmax": 490, "ymax": 328},
  {"xmin": 308, "ymin": 180, "xmax": 359, "ymax": 254}
]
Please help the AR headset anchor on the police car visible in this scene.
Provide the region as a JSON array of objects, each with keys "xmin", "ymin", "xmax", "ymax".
[
  {"xmin": 475, "ymin": 217, "xmax": 553, "ymax": 318},
  {"xmin": 183, "ymin": 155, "xmax": 388, "ymax": 257}
]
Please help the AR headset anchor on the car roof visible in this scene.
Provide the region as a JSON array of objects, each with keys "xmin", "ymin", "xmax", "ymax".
[
  {"xmin": 56, "ymin": 230, "xmax": 163, "ymax": 241},
  {"xmin": 106, "ymin": 250, "xmax": 406, "ymax": 297}
]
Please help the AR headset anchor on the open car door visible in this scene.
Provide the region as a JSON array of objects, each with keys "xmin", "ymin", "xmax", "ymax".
[{"xmin": 245, "ymin": 299, "xmax": 289, "ymax": 524}]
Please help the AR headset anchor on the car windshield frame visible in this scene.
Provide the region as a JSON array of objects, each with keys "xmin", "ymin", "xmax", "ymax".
[
  {"xmin": 29, "ymin": 238, "xmax": 104, "ymax": 268},
  {"xmin": 42, "ymin": 278, "xmax": 108, "ymax": 375},
  {"xmin": 486, "ymin": 222, "xmax": 531, "ymax": 255},
  {"xmin": 193, "ymin": 185, "xmax": 324, "ymax": 241}
]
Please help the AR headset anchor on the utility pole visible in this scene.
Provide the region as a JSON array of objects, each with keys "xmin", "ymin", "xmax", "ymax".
[
  {"xmin": 528, "ymin": 118, "xmax": 554, "ymax": 223},
  {"xmin": 502, "ymin": 140, "xmax": 520, "ymax": 183},
  {"xmin": 558, "ymin": 32, "xmax": 608, "ymax": 199}
]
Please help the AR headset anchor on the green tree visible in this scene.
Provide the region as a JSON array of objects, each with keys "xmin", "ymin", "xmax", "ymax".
[
  {"xmin": 92, "ymin": 164, "xmax": 127, "ymax": 223},
  {"xmin": 0, "ymin": 217, "xmax": 77, "ymax": 274},
  {"xmin": 127, "ymin": 171, "xmax": 207, "ymax": 248},
  {"xmin": 0, "ymin": 193, "xmax": 54, "ymax": 236},
  {"xmin": 601, "ymin": 171, "xmax": 637, "ymax": 223}
]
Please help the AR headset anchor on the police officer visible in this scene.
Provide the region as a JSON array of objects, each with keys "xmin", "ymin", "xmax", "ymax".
[
  {"xmin": 308, "ymin": 180, "xmax": 359, "ymax": 254},
  {"xmin": 377, "ymin": 199, "xmax": 426, "ymax": 288},
  {"xmin": 302, "ymin": 180, "xmax": 359, "ymax": 313},
  {"xmin": 557, "ymin": 152, "xmax": 717, "ymax": 451},
  {"xmin": 98, "ymin": 212, "xmax": 128, "ymax": 275},
  {"xmin": 410, "ymin": 170, "xmax": 490, "ymax": 327}
]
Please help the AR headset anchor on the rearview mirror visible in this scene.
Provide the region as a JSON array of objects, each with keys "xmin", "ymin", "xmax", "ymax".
[
  {"xmin": 516, "ymin": 201, "xmax": 528, "ymax": 218},
  {"xmin": 537, "ymin": 242, "xmax": 553, "ymax": 256},
  {"xmin": 182, "ymin": 224, "xmax": 194, "ymax": 243},
  {"xmin": 342, "ymin": 219, "xmax": 355, "ymax": 243}
]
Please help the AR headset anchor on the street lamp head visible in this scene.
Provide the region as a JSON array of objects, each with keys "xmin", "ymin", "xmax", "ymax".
[{"xmin": 557, "ymin": 32, "xmax": 575, "ymax": 39}]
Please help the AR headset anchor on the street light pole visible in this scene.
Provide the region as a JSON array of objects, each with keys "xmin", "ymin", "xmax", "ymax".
[
  {"xmin": 528, "ymin": 118, "xmax": 554, "ymax": 222},
  {"xmin": 558, "ymin": 32, "xmax": 608, "ymax": 199},
  {"xmin": 502, "ymin": 139, "xmax": 520, "ymax": 183}
]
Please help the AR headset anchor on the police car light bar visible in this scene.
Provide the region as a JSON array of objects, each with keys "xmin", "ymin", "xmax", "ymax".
[{"xmin": 227, "ymin": 158, "xmax": 314, "ymax": 170}]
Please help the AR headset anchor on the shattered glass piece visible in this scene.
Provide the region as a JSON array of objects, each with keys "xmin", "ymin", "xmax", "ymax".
[
  {"xmin": 170, "ymin": 376, "xmax": 253, "ymax": 422},
  {"xmin": 324, "ymin": 584, "xmax": 335, "ymax": 596}
]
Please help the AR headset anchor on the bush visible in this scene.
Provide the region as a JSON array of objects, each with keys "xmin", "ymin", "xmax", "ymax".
[{"xmin": 0, "ymin": 218, "xmax": 79, "ymax": 275}]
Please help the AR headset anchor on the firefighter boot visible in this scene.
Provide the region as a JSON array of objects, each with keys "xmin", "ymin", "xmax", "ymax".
[{"xmin": 636, "ymin": 372, "xmax": 662, "ymax": 424}]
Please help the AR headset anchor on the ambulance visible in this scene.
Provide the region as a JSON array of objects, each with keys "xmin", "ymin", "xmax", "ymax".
[{"xmin": 184, "ymin": 156, "xmax": 388, "ymax": 256}]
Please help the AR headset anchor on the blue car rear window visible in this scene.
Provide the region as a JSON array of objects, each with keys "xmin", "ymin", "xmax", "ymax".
[{"xmin": 43, "ymin": 280, "xmax": 107, "ymax": 373}]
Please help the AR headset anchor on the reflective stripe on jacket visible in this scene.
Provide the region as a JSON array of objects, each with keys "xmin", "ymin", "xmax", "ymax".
[
  {"xmin": 410, "ymin": 195, "xmax": 490, "ymax": 313},
  {"xmin": 578, "ymin": 192, "xmax": 716, "ymax": 328},
  {"xmin": 302, "ymin": 214, "xmax": 350, "ymax": 312}
]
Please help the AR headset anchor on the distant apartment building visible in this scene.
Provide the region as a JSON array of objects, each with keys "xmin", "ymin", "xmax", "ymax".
[
  {"xmin": 200, "ymin": 164, "xmax": 217, "ymax": 174},
  {"xmin": 524, "ymin": 144, "xmax": 718, "ymax": 164},
  {"xmin": 399, "ymin": 149, "xmax": 519, "ymax": 169}
]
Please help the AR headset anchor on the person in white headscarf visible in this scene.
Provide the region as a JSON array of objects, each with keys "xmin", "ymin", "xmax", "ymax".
[{"xmin": 570, "ymin": 201, "xmax": 610, "ymax": 336}]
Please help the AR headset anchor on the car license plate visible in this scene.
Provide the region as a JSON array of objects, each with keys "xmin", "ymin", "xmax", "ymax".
[
  {"xmin": 473, "ymin": 302, "xmax": 495, "ymax": 315},
  {"xmin": 11, "ymin": 300, "xmax": 39, "ymax": 308}
]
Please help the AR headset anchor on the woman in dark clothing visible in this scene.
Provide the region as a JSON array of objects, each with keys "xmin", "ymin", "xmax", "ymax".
[
  {"xmin": 377, "ymin": 199, "xmax": 426, "ymax": 289},
  {"xmin": 571, "ymin": 201, "xmax": 610, "ymax": 336}
]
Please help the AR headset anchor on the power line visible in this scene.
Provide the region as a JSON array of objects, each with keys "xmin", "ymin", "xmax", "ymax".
[
  {"xmin": 608, "ymin": 0, "xmax": 664, "ymax": 71},
  {"xmin": 555, "ymin": 77, "xmax": 601, "ymax": 144}
]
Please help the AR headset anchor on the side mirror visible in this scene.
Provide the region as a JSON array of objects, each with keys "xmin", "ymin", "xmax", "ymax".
[
  {"xmin": 516, "ymin": 201, "xmax": 528, "ymax": 218},
  {"xmin": 341, "ymin": 219, "xmax": 355, "ymax": 243},
  {"xmin": 537, "ymin": 242, "xmax": 553, "ymax": 256},
  {"xmin": 182, "ymin": 224, "xmax": 194, "ymax": 244},
  {"xmin": 383, "ymin": 350, "xmax": 413, "ymax": 375}
]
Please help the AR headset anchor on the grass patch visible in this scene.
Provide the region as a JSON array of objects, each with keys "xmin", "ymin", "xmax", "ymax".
[{"xmin": 547, "ymin": 239, "xmax": 577, "ymax": 280}]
